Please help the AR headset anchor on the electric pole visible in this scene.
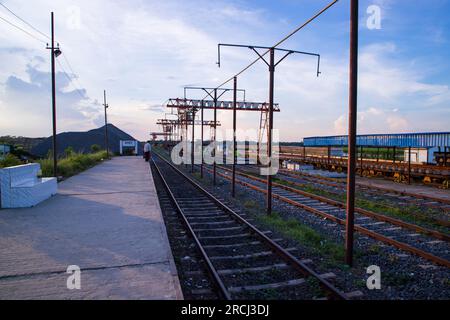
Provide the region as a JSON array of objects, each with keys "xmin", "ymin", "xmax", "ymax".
[
  {"xmin": 345, "ymin": 0, "xmax": 359, "ymax": 267},
  {"xmin": 46, "ymin": 12, "xmax": 61, "ymax": 178}
]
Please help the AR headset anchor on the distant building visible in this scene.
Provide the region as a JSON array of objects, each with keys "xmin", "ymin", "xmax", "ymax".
[
  {"xmin": 119, "ymin": 140, "xmax": 139, "ymax": 156},
  {"xmin": 303, "ymin": 132, "xmax": 450, "ymax": 164},
  {"xmin": 0, "ymin": 144, "xmax": 12, "ymax": 159}
]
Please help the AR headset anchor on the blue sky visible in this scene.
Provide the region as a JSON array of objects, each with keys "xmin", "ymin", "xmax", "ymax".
[{"xmin": 0, "ymin": 0, "xmax": 449, "ymax": 141}]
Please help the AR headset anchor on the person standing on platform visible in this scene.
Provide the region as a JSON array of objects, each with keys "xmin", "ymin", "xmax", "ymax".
[{"xmin": 144, "ymin": 141, "xmax": 152, "ymax": 162}]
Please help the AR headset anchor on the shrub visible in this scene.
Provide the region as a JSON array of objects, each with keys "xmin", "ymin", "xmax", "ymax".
[
  {"xmin": 0, "ymin": 154, "xmax": 22, "ymax": 168},
  {"xmin": 37, "ymin": 150, "xmax": 108, "ymax": 178},
  {"xmin": 90, "ymin": 144, "xmax": 101, "ymax": 153}
]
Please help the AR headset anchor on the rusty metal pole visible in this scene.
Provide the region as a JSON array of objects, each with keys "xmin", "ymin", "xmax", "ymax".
[
  {"xmin": 267, "ymin": 48, "xmax": 275, "ymax": 215},
  {"xmin": 360, "ymin": 145, "xmax": 363, "ymax": 177},
  {"xmin": 213, "ymin": 89, "xmax": 217, "ymax": 185},
  {"xmin": 232, "ymin": 76, "xmax": 237, "ymax": 197},
  {"xmin": 408, "ymin": 146, "xmax": 412, "ymax": 184},
  {"xmin": 191, "ymin": 108, "xmax": 195, "ymax": 173},
  {"xmin": 444, "ymin": 147, "xmax": 447, "ymax": 167},
  {"xmin": 345, "ymin": 0, "xmax": 359, "ymax": 267},
  {"xmin": 393, "ymin": 146, "xmax": 396, "ymax": 164},
  {"xmin": 185, "ymin": 113, "xmax": 188, "ymax": 169},
  {"xmin": 328, "ymin": 146, "xmax": 331, "ymax": 167},
  {"xmin": 201, "ymin": 101, "xmax": 204, "ymax": 178}
]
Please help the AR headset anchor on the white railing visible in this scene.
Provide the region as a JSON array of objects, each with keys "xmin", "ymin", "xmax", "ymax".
[{"xmin": 0, "ymin": 163, "xmax": 57, "ymax": 208}]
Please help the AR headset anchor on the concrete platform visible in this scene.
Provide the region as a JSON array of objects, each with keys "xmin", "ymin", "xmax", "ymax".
[{"xmin": 0, "ymin": 157, "xmax": 183, "ymax": 300}]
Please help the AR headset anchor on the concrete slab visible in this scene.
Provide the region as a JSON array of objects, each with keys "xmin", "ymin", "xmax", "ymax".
[{"xmin": 0, "ymin": 156, "xmax": 183, "ymax": 300}]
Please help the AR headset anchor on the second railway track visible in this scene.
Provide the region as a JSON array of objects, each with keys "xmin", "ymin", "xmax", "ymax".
[
  {"xmin": 244, "ymin": 164, "xmax": 450, "ymax": 215},
  {"xmin": 193, "ymin": 162, "xmax": 450, "ymax": 268}
]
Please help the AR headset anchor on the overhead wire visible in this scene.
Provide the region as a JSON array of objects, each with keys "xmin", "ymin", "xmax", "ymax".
[
  {"xmin": 0, "ymin": 15, "xmax": 47, "ymax": 44},
  {"xmin": 61, "ymin": 53, "xmax": 88, "ymax": 98},
  {"xmin": 0, "ymin": 3, "xmax": 93, "ymax": 103},
  {"xmin": 56, "ymin": 59, "xmax": 88, "ymax": 101},
  {"xmin": 0, "ymin": 2, "xmax": 51, "ymax": 41},
  {"xmin": 202, "ymin": 0, "xmax": 339, "ymax": 100}
]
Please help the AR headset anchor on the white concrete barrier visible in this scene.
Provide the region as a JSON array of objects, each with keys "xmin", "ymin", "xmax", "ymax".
[{"xmin": 0, "ymin": 163, "xmax": 57, "ymax": 208}]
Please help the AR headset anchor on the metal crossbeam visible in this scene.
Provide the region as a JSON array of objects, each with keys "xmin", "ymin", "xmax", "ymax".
[
  {"xmin": 166, "ymin": 98, "xmax": 280, "ymax": 112},
  {"xmin": 157, "ymin": 119, "xmax": 221, "ymax": 126},
  {"xmin": 150, "ymin": 132, "xmax": 171, "ymax": 136}
]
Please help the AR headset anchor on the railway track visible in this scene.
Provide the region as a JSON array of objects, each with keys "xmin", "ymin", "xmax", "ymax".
[
  {"xmin": 151, "ymin": 153, "xmax": 349, "ymax": 300},
  {"xmin": 235, "ymin": 166, "xmax": 450, "ymax": 229},
  {"xmin": 276, "ymin": 167, "xmax": 450, "ymax": 215},
  {"xmin": 196, "ymin": 163, "xmax": 450, "ymax": 268}
]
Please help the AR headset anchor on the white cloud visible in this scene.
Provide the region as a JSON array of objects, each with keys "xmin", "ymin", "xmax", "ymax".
[
  {"xmin": 0, "ymin": 1, "xmax": 448, "ymax": 142},
  {"xmin": 359, "ymin": 43, "xmax": 450, "ymax": 103},
  {"xmin": 334, "ymin": 115, "xmax": 347, "ymax": 135},
  {"xmin": 333, "ymin": 107, "xmax": 410, "ymax": 136}
]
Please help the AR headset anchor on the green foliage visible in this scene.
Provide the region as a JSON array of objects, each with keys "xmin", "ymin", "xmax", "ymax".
[
  {"xmin": 38, "ymin": 150, "xmax": 108, "ymax": 178},
  {"xmin": 244, "ymin": 200, "xmax": 258, "ymax": 209},
  {"xmin": 90, "ymin": 144, "xmax": 101, "ymax": 153},
  {"xmin": 0, "ymin": 154, "xmax": 22, "ymax": 168},
  {"xmin": 258, "ymin": 212, "xmax": 345, "ymax": 263}
]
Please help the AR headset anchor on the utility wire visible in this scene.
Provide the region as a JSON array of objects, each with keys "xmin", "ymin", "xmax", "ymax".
[
  {"xmin": 0, "ymin": 3, "xmax": 94, "ymax": 105},
  {"xmin": 56, "ymin": 59, "xmax": 87, "ymax": 101},
  {"xmin": 0, "ymin": 15, "xmax": 47, "ymax": 44},
  {"xmin": 211, "ymin": 0, "xmax": 339, "ymax": 94},
  {"xmin": 0, "ymin": 2, "xmax": 51, "ymax": 40},
  {"xmin": 61, "ymin": 53, "xmax": 88, "ymax": 98}
]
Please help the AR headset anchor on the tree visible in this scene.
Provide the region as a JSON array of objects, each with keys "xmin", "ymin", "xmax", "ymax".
[{"xmin": 0, "ymin": 154, "xmax": 22, "ymax": 168}]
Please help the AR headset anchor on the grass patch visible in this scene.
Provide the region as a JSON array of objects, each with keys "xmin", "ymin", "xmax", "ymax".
[
  {"xmin": 244, "ymin": 200, "xmax": 258, "ymax": 209},
  {"xmin": 37, "ymin": 151, "xmax": 109, "ymax": 178},
  {"xmin": 383, "ymin": 272, "xmax": 413, "ymax": 286},
  {"xmin": 257, "ymin": 211, "xmax": 345, "ymax": 264}
]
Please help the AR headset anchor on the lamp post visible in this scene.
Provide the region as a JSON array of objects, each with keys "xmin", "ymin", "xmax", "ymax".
[{"xmin": 46, "ymin": 12, "xmax": 61, "ymax": 178}]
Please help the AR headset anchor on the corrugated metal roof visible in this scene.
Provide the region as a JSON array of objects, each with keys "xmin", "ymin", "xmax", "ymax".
[{"xmin": 303, "ymin": 132, "xmax": 450, "ymax": 148}]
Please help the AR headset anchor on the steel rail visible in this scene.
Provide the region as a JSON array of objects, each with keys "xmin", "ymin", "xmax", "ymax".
[
  {"xmin": 153, "ymin": 152, "xmax": 348, "ymax": 300},
  {"xmin": 277, "ymin": 169, "xmax": 450, "ymax": 217},
  {"xmin": 151, "ymin": 157, "xmax": 231, "ymax": 300},
  {"xmin": 278, "ymin": 167, "xmax": 450, "ymax": 206},
  {"xmin": 279, "ymin": 154, "xmax": 450, "ymax": 181},
  {"xmin": 218, "ymin": 165, "xmax": 449, "ymax": 242},
  {"xmin": 202, "ymin": 165, "xmax": 450, "ymax": 268}
]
